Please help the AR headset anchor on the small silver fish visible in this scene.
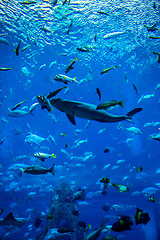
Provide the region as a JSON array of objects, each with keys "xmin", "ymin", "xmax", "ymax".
[{"xmin": 8, "ymin": 109, "xmax": 30, "ymax": 117}]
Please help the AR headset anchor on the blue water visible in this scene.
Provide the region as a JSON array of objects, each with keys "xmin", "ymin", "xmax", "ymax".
[{"xmin": 0, "ymin": 0, "xmax": 160, "ymax": 239}]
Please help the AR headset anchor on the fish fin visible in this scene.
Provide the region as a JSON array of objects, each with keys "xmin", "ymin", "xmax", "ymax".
[
  {"xmin": 50, "ymin": 163, "xmax": 55, "ymax": 175},
  {"xmin": 119, "ymin": 100, "xmax": 123, "ymax": 108},
  {"xmin": 4, "ymin": 212, "xmax": 15, "ymax": 221},
  {"xmin": 52, "ymin": 153, "xmax": 56, "ymax": 158},
  {"xmin": 115, "ymin": 65, "xmax": 118, "ymax": 68},
  {"xmin": 66, "ymin": 114, "xmax": 76, "ymax": 125},
  {"xmin": 75, "ymin": 57, "xmax": 78, "ymax": 61},
  {"xmin": 126, "ymin": 107, "xmax": 143, "ymax": 117}
]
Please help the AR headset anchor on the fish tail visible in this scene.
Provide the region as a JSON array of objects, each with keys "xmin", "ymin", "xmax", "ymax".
[
  {"xmin": 50, "ymin": 163, "xmax": 55, "ymax": 175},
  {"xmin": 115, "ymin": 65, "xmax": 118, "ymax": 68},
  {"xmin": 52, "ymin": 153, "xmax": 56, "ymax": 158},
  {"xmin": 118, "ymin": 100, "xmax": 123, "ymax": 108}
]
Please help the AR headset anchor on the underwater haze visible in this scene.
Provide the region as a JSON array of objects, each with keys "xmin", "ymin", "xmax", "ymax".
[{"xmin": 0, "ymin": 0, "xmax": 160, "ymax": 239}]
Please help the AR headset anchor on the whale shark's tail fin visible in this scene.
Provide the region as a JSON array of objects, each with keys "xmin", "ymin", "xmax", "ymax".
[
  {"xmin": 125, "ymin": 107, "xmax": 143, "ymax": 122},
  {"xmin": 126, "ymin": 107, "xmax": 143, "ymax": 117}
]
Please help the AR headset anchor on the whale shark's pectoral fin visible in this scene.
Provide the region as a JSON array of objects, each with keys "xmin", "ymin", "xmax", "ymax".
[{"xmin": 66, "ymin": 114, "xmax": 76, "ymax": 125}]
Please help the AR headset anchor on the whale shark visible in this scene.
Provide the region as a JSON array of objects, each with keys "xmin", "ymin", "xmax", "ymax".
[{"xmin": 50, "ymin": 98, "xmax": 143, "ymax": 125}]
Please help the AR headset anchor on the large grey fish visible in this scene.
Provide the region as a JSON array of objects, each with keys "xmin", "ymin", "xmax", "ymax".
[
  {"xmin": 22, "ymin": 163, "xmax": 55, "ymax": 175},
  {"xmin": 0, "ymin": 212, "xmax": 27, "ymax": 227},
  {"xmin": 50, "ymin": 98, "xmax": 143, "ymax": 125}
]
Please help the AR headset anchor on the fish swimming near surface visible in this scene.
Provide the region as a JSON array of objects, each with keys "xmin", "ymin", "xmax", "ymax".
[
  {"xmin": 19, "ymin": 0, "xmax": 37, "ymax": 5},
  {"xmin": 54, "ymin": 74, "xmax": 79, "ymax": 85},
  {"xmin": 103, "ymin": 31, "xmax": 125, "ymax": 39},
  {"xmin": 0, "ymin": 37, "xmax": 9, "ymax": 45},
  {"xmin": 133, "ymin": 83, "xmax": 138, "ymax": 95},
  {"xmin": 144, "ymin": 24, "xmax": 158, "ymax": 32},
  {"xmin": 100, "ymin": 66, "xmax": 118, "ymax": 74},
  {"xmin": 0, "ymin": 212, "xmax": 27, "ymax": 227},
  {"xmin": 66, "ymin": 19, "xmax": 73, "ymax": 34},
  {"xmin": 149, "ymin": 36, "xmax": 160, "ymax": 39},
  {"xmin": 153, "ymin": 51, "xmax": 160, "ymax": 63},
  {"xmin": 22, "ymin": 163, "xmax": 55, "ymax": 175},
  {"xmin": 49, "ymin": 98, "xmax": 143, "ymax": 125},
  {"xmin": 22, "ymin": 44, "xmax": 32, "ymax": 52},
  {"xmin": 0, "ymin": 67, "xmax": 13, "ymax": 71},
  {"xmin": 97, "ymin": 10, "xmax": 110, "ymax": 16},
  {"xmin": 14, "ymin": 40, "xmax": 21, "ymax": 56},
  {"xmin": 65, "ymin": 57, "xmax": 78, "ymax": 73}
]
